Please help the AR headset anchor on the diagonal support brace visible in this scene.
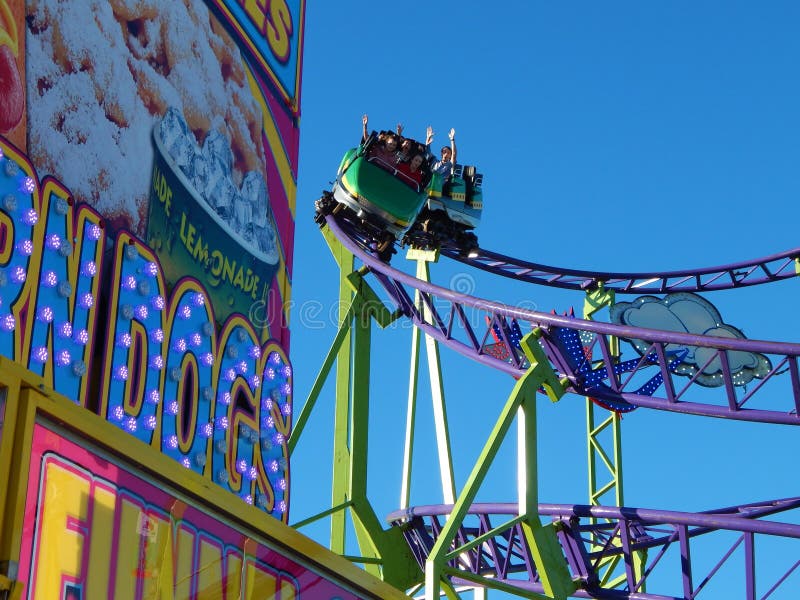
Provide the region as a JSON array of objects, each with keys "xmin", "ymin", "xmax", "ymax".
[{"xmin": 424, "ymin": 332, "xmax": 573, "ymax": 599}]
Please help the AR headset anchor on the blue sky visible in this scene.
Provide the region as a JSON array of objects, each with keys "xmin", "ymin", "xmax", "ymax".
[{"xmin": 289, "ymin": 3, "xmax": 800, "ymax": 597}]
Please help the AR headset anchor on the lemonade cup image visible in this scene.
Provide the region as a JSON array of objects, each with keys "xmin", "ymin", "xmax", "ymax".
[{"xmin": 146, "ymin": 110, "xmax": 279, "ymax": 332}]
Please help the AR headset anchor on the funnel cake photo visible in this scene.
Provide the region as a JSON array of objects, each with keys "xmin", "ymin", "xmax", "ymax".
[{"xmin": 26, "ymin": 0, "xmax": 270, "ymax": 238}]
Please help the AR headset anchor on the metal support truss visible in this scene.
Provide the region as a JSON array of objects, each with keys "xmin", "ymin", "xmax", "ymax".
[
  {"xmin": 417, "ymin": 332, "xmax": 575, "ymax": 600},
  {"xmin": 583, "ymin": 286, "xmax": 646, "ymax": 590},
  {"xmin": 389, "ymin": 498, "xmax": 800, "ymax": 599},
  {"xmin": 448, "ymin": 246, "xmax": 800, "ymax": 294},
  {"xmin": 584, "ymin": 285, "xmax": 623, "ymax": 512},
  {"xmin": 288, "ymin": 228, "xmax": 418, "ymax": 589},
  {"xmin": 401, "ymin": 248, "xmax": 457, "ymax": 510},
  {"xmin": 326, "ymin": 215, "xmax": 800, "ymax": 427},
  {"xmin": 315, "ymin": 214, "xmax": 800, "ymax": 597}
]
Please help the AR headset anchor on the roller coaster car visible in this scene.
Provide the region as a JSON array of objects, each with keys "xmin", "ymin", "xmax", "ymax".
[
  {"xmin": 315, "ymin": 130, "xmax": 482, "ymax": 260},
  {"xmin": 409, "ymin": 163, "xmax": 483, "ymax": 258}
]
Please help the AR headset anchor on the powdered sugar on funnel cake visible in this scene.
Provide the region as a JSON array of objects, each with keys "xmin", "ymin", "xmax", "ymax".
[{"xmin": 26, "ymin": 0, "xmax": 271, "ymax": 238}]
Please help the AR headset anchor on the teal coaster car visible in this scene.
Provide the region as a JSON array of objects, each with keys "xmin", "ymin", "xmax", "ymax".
[
  {"xmin": 316, "ymin": 130, "xmax": 483, "ymax": 260},
  {"xmin": 412, "ymin": 164, "xmax": 482, "ymax": 257}
]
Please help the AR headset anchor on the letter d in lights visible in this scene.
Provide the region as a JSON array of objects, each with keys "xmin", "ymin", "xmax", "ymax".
[{"xmin": 99, "ymin": 233, "xmax": 167, "ymax": 446}]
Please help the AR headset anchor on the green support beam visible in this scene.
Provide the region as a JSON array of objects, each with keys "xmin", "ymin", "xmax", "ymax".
[
  {"xmin": 402, "ymin": 248, "xmax": 456, "ymax": 509},
  {"xmin": 400, "ymin": 312, "xmax": 420, "ymax": 509},
  {"xmin": 301, "ymin": 226, "xmax": 636, "ymax": 598},
  {"xmin": 583, "ymin": 285, "xmax": 623, "ymax": 511},
  {"xmin": 583, "ymin": 286, "xmax": 647, "ymax": 588},
  {"xmin": 331, "ymin": 231, "xmax": 355, "ymax": 557},
  {"xmin": 288, "ymin": 300, "xmax": 354, "ymax": 454},
  {"xmin": 423, "ymin": 333, "xmax": 575, "ymax": 600},
  {"xmin": 290, "ymin": 227, "xmax": 419, "ymax": 590}
]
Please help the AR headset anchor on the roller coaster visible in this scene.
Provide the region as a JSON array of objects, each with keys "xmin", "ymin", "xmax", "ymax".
[{"xmin": 290, "ymin": 203, "xmax": 800, "ymax": 599}]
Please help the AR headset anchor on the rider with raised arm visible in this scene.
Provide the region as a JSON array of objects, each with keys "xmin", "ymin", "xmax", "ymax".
[
  {"xmin": 361, "ymin": 114, "xmax": 401, "ymax": 166},
  {"xmin": 428, "ymin": 126, "xmax": 457, "ymax": 177}
]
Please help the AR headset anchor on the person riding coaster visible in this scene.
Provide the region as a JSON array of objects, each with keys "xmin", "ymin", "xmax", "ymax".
[
  {"xmin": 410, "ymin": 163, "xmax": 482, "ymax": 257},
  {"xmin": 315, "ymin": 124, "xmax": 482, "ymax": 261}
]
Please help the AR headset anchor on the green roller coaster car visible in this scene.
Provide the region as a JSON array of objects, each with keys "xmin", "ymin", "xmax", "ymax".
[{"xmin": 320, "ymin": 131, "xmax": 482, "ymax": 258}]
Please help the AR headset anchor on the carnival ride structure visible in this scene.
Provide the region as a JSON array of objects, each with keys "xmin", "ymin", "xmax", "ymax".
[
  {"xmin": 318, "ymin": 131, "xmax": 482, "ymax": 259},
  {"xmin": 289, "ymin": 203, "xmax": 800, "ymax": 599}
]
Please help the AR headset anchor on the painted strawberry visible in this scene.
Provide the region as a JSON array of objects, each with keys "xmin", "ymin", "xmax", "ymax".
[{"xmin": 0, "ymin": 44, "xmax": 23, "ymax": 133}]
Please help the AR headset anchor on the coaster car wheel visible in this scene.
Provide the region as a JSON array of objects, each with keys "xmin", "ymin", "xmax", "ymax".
[
  {"xmin": 376, "ymin": 231, "xmax": 396, "ymax": 262},
  {"xmin": 377, "ymin": 231, "xmax": 394, "ymax": 253},
  {"xmin": 404, "ymin": 228, "xmax": 436, "ymax": 251}
]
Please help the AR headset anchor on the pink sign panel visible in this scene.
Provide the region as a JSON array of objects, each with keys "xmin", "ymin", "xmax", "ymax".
[{"xmin": 17, "ymin": 422, "xmax": 368, "ymax": 599}]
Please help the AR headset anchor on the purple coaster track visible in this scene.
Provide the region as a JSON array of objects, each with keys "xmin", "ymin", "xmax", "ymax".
[
  {"xmin": 442, "ymin": 246, "xmax": 800, "ymax": 294},
  {"xmin": 327, "ymin": 215, "xmax": 800, "ymax": 426},
  {"xmin": 323, "ymin": 215, "xmax": 800, "ymax": 597},
  {"xmin": 387, "ymin": 500, "xmax": 800, "ymax": 599}
]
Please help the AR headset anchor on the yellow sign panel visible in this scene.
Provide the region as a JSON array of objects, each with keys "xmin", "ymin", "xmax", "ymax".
[{"xmin": 0, "ymin": 381, "xmax": 410, "ymax": 600}]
